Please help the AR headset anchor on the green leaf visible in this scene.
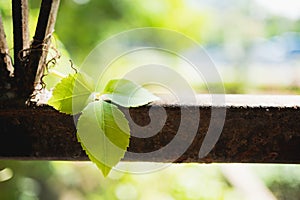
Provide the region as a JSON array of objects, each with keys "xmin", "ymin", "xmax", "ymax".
[
  {"xmin": 77, "ymin": 100, "xmax": 130, "ymax": 177},
  {"xmin": 102, "ymin": 79, "xmax": 159, "ymax": 107},
  {"xmin": 48, "ymin": 73, "xmax": 95, "ymax": 114},
  {"xmin": 79, "ymin": 141, "xmax": 113, "ymax": 177}
]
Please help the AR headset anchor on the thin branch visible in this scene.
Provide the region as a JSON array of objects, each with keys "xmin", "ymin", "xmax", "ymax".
[
  {"xmin": 0, "ymin": 14, "xmax": 13, "ymax": 76},
  {"xmin": 35, "ymin": 0, "xmax": 60, "ymax": 86},
  {"xmin": 26, "ymin": 0, "xmax": 60, "ymax": 98},
  {"xmin": 22, "ymin": 0, "xmax": 30, "ymax": 52},
  {"xmin": 12, "ymin": 0, "xmax": 22, "ymax": 70},
  {"xmin": 12, "ymin": 0, "xmax": 29, "ymax": 85},
  {"xmin": 0, "ymin": 13, "xmax": 14, "ymax": 99}
]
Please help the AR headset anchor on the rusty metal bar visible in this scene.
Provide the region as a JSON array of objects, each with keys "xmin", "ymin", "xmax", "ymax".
[{"xmin": 0, "ymin": 95, "xmax": 299, "ymax": 163}]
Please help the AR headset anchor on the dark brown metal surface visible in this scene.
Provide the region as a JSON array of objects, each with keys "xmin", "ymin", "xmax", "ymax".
[{"xmin": 0, "ymin": 95, "xmax": 299, "ymax": 163}]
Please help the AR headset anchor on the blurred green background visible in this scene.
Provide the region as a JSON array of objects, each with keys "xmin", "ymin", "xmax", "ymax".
[
  {"xmin": 1, "ymin": 161, "xmax": 300, "ymax": 200},
  {"xmin": 1, "ymin": 0, "xmax": 300, "ymax": 199},
  {"xmin": 1, "ymin": 0, "xmax": 300, "ymax": 93}
]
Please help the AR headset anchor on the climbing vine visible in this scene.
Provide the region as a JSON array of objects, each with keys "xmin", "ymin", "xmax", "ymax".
[{"xmin": 48, "ymin": 73, "xmax": 159, "ymax": 176}]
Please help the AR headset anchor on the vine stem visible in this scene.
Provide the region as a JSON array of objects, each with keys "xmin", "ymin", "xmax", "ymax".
[
  {"xmin": 25, "ymin": 0, "xmax": 60, "ymax": 99},
  {"xmin": 34, "ymin": 0, "xmax": 60, "ymax": 88}
]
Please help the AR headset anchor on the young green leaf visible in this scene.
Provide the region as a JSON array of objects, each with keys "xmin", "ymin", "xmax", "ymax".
[
  {"xmin": 102, "ymin": 79, "xmax": 159, "ymax": 107},
  {"xmin": 48, "ymin": 73, "xmax": 95, "ymax": 114},
  {"xmin": 77, "ymin": 100, "xmax": 130, "ymax": 177},
  {"xmin": 79, "ymin": 141, "xmax": 114, "ymax": 177}
]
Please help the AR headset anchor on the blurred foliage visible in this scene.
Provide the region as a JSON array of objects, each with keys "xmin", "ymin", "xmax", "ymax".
[
  {"xmin": 1, "ymin": 0, "xmax": 300, "ymax": 93},
  {"xmin": 195, "ymin": 82, "xmax": 247, "ymax": 94},
  {"xmin": 1, "ymin": 0, "xmax": 299, "ymax": 65},
  {"xmin": 54, "ymin": 0, "xmax": 214, "ymax": 64},
  {"xmin": 1, "ymin": 0, "xmax": 300, "ymax": 199},
  {"xmin": 1, "ymin": 161, "xmax": 300, "ymax": 200},
  {"xmin": 253, "ymin": 165, "xmax": 300, "ymax": 200},
  {"xmin": 255, "ymin": 85, "xmax": 300, "ymax": 95},
  {"xmin": 196, "ymin": 83, "xmax": 300, "ymax": 94},
  {"xmin": 0, "ymin": 161, "xmax": 57, "ymax": 200}
]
